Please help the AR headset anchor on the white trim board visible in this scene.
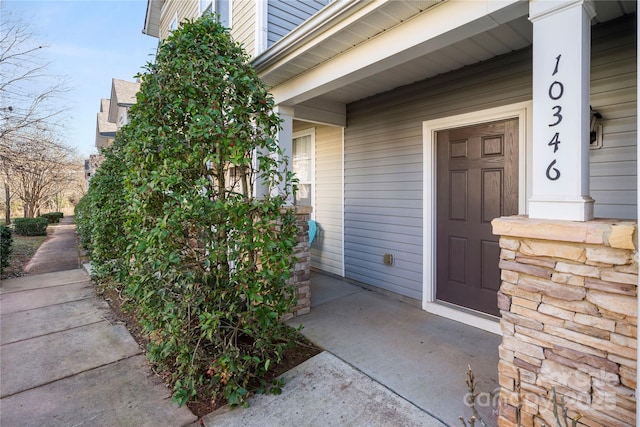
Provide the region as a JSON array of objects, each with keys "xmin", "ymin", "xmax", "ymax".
[{"xmin": 422, "ymin": 101, "xmax": 532, "ymax": 335}]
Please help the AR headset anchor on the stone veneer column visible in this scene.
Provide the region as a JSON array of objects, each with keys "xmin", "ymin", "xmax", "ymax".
[
  {"xmin": 281, "ymin": 205, "xmax": 312, "ymax": 321},
  {"xmin": 492, "ymin": 216, "xmax": 637, "ymax": 427}
]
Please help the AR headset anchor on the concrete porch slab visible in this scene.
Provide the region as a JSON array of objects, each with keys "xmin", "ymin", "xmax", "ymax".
[
  {"xmin": 0, "ymin": 269, "xmax": 89, "ymax": 294},
  {"xmin": 0, "ymin": 354, "xmax": 196, "ymax": 427},
  {"xmin": 289, "ymin": 281, "xmax": 501, "ymax": 426},
  {"xmin": 1, "ymin": 321, "xmax": 141, "ymax": 397},
  {"xmin": 0, "ymin": 280, "xmax": 95, "ymax": 314},
  {"xmin": 198, "ymin": 351, "xmax": 446, "ymax": 427},
  {"xmin": 0, "ymin": 298, "xmax": 112, "ymax": 345}
]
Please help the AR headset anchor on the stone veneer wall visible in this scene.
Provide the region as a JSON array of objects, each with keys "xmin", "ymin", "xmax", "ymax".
[
  {"xmin": 282, "ymin": 205, "xmax": 312, "ymax": 321},
  {"xmin": 492, "ymin": 216, "xmax": 637, "ymax": 427}
]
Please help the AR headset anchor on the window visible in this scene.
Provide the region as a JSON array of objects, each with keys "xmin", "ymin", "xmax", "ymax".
[
  {"xmin": 200, "ymin": 0, "xmax": 230, "ymax": 27},
  {"xmin": 169, "ymin": 13, "xmax": 178, "ymax": 32},
  {"xmin": 292, "ymin": 130, "xmax": 315, "ymax": 212}
]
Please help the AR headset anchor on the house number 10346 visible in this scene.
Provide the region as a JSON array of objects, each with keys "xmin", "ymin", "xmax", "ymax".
[{"xmin": 546, "ymin": 54, "xmax": 562, "ymax": 181}]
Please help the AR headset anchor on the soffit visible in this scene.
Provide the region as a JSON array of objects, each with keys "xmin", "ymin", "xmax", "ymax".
[{"xmin": 259, "ymin": 0, "xmax": 635, "ymax": 106}]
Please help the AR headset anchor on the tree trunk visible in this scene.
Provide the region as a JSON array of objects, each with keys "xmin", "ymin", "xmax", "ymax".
[{"xmin": 4, "ymin": 183, "xmax": 10, "ymax": 225}]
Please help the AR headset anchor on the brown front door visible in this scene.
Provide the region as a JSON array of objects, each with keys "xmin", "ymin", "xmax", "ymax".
[{"xmin": 436, "ymin": 119, "xmax": 518, "ymax": 316}]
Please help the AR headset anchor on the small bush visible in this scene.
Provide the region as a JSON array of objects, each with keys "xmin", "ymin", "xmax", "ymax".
[
  {"xmin": 39, "ymin": 212, "xmax": 64, "ymax": 224},
  {"xmin": 14, "ymin": 218, "xmax": 48, "ymax": 236},
  {"xmin": 0, "ymin": 225, "xmax": 12, "ymax": 274}
]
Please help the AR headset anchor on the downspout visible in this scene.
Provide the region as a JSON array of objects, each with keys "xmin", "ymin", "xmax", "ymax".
[{"xmin": 636, "ymin": 10, "xmax": 640, "ymax": 425}]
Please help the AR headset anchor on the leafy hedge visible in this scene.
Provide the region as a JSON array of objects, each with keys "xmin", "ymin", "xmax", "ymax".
[
  {"xmin": 14, "ymin": 218, "xmax": 48, "ymax": 236},
  {"xmin": 0, "ymin": 225, "xmax": 12, "ymax": 275},
  {"xmin": 77, "ymin": 16, "xmax": 299, "ymax": 407},
  {"xmin": 39, "ymin": 212, "xmax": 64, "ymax": 223}
]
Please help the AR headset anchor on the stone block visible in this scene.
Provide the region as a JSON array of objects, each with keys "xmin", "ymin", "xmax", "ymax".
[
  {"xmin": 511, "ymin": 304, "xmax": 564, "ymax": 327},
  {"xmin": 546, "ymin": 347, "xmax": 619, "ymax": 374},
  {"xmin": 503, "ymin": 335, "xmax": 544, "ymax": 359},
  {"xmin": 501, "ymin": 249, "xmax": 517, "ymax": 260},
  {"xmin": 518, "ymin": 276, "xmax": 585, "ymax": 301},
  {"xmin": 610, "ymin": 333, "xmax": 637, "ymax": 349},
  {"xmin": 497, "ymin": 291, "xmax": 512, "ymax": 311},
  {"xmin": 516, "ymin": 255, "xmax": 557, "ymax": 269},
  {"xmin": 501, "ymin": 320, "xmax": 515, "ymax": 335},
  {"xmin": 584, "ymin": 278, "xmax": 636, "ymax": 296},
  {"xmin": 499, "ymin": 346, "xmax": 515, "ymax": 363},
  {"xmin": 555, "ymin": 262, "xmax": 600, "ymax": 278},
  {"xmin": 500, "ymin": 281, "xmax": 542, "ymax": 302},
  {"xmin": 615, "ymin": 264, "xmax": 639, "ymax": 274},
  {"xmin": 608, "ymin": 223, "xmax": 637, "ymax": 250},
  {"xmin": 600, "ymin": 270, "xmax": 638, "ymax": 286},
  {"xmin": 499, "ymin": 375, "xmax": 515, "ymax": 390},
  {"xmin": 586, "ymin": 246, "xmax": 631, "ymax": 265},
  {"xmin": 607, "ymin": 354, "xmax": 636, "ymax": 369},
  {"xmin": 502, "ymin": 311, "xmax": 543, "ymax": 331},
  {"xmin": 519, "ymin": 326, "xmax": 607, "ymax": 358},
  {"xmin": 501, "ymin": 269, "xmax": 520, "ymax": 284},
  {"xmin": 538, "ymin": 303, "xmax": 575, "ymax": 322},
  {"xmin": 512, "ymin": 296, "xmax": 539, "ymax": 310},
  {"xmin": 491, "ymin": 216, "xmax": 606, "ymax": 244},
  {"xmin": 573, "ymin": 313, "xmax": 616, "ymax": 332},
  {"xmin": 513, "ymin": 351, "xmax": 544, "ymax": 368},
  {"xmin": 619, "ymin": 365, "xmax": 637, "ymax": 389},
  {"xmin": 540, "ymin": 359, "xmax": 592, "ymax": 393},
  {"xmin": 500, "ymin": 237, "xmax": 521, "ymax": 251},
  {"xmin": 541, "ymin": 296, "xmax": 600, "ymax": 316},
  {"xmin": 519, "ymin": 240, "xmax": 585, "ymax": 262},
  {"xmin": 614, "ymin": 322, "xmax": 637, "ymax": 338},
  {"xmin": 545, "ymin": 324, "xmax": 636, "ymax": 360},
  {"xmin": 514, "ymin": 357, "xmax": 540, "ymax": 375},
  {"xmin": 550, "ymin": 272, "xmax": 584, "ymax": 286},
  {"xmin": 563, "ymin": 321, "xmax": 610, "ymax": 340},
  {"xmin": 586, "ymin": 291, "xmax": 636, "ymax": 317},
  {"xmin": 500, "ymin": 260, "xmax": 552, "ymax": 279},
  {"xmin": 544, "ymin": 349, "xmax": 617, "ymax": 379}
]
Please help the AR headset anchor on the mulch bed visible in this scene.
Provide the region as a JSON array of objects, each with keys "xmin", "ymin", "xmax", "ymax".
[{"xmin": 97, "ymin": 283, "xmax": 322, "ymax": 418}]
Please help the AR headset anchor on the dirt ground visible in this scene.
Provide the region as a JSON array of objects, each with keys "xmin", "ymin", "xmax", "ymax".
[{"xmin": 97, "ymin": 284, "xmax": 322, "ymax": 417}]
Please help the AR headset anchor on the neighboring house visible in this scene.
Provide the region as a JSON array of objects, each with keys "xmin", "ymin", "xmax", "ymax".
[
  {"xmin": 94, "ymin": 79, "xmax": 141, "ymax": 151},
  {"xmin": 95, "ymin": 98, "xmax": 116, "ymax": 150},
  {"xmin": 144, "ymin": 1, "xmax": 637, "ymax": 425}
]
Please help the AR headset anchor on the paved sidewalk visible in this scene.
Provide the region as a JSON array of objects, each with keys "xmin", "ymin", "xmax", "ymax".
[
  {"xmin": 24, "ymin": 216, "xmax": 80, "ymax": 274},
  {"xmin": 0, "ymin": 222, "xmax": 197, "ymax": 426}
]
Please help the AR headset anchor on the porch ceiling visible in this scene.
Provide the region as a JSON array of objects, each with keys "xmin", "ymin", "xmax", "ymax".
[{"xmin": 260, "ymin": 0, "xmax": 635, "ymax": 111}]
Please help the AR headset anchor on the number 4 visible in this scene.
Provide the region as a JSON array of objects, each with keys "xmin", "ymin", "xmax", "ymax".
[{"xmin": 548, "ymin": 132, "xmax": 560, "ymax": 153}]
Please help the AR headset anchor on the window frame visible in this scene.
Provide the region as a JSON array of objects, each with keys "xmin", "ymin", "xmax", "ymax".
[
  {"xmin": 200, "ymin": 0, "xmax": 232, "ymax": 28},
  {"xmin": 292, "ymin": 128, "xmax": 316, "ymax": 219}
]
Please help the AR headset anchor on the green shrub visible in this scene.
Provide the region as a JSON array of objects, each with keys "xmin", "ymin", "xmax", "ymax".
[
  {"xmin": 75, "ymin": 195, "xmax": 93, "ymax": 251},
  {"xmin": 81, "ymin": 141, "xmax": 129, "ymax": 281},
  {"xmin": 39, "ymin": 212, "xmax": 64, "ymax": 223},
  {"xmin": 111, "ymin": 15, "xmax": 299, "ymax": 407},
  {"xmin": 14, "ymin": 218, "xmax": 48, "ymax": 236},
  {"xmin": 0, "ymin": 225, "xmax": 12, "ymax": 274}
]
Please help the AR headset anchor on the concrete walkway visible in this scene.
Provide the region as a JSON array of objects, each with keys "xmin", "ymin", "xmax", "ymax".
[
  {"xmin": 1, "ymin": 216, "xmax": 493, "ymax": 427},
  {"xmin": 0, "ymin": 218, "xmax": 197, "ymax": 426},
  {"xmin": 24, "ymin": 216, "xmax": 81, "ymax": 274}
]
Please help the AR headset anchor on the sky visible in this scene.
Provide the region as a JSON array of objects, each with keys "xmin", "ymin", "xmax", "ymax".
[{"xmin": 3, "ymin": 0, "xmax": 159, "ymax": 158}]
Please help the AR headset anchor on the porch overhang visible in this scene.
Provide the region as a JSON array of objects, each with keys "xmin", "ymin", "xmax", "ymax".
[
  {"xmin": 255, "ymin": 0, "xmax": 529, "ymax": 108},
  {"xmin": 256, "ymin": 0, "xmax": 634, "ymax": 127}
]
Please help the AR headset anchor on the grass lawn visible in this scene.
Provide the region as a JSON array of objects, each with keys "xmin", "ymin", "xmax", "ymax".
[{"xmin": 1, "ymin": 232, "xmax": 47, "ymax": 279}]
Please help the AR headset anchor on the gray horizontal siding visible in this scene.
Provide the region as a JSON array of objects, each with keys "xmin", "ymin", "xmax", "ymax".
[
  {"xmin": 344, "ymin": 46, "xmax": 533, "ymax": 301},
  {"xmin": 589, "ymin": 16, "xmax": 636, "ymax": 219},
  {"xmin": 267, "ymin": 0, "xmax": 329, "ymax": 47},
  {"xmin": 293, "ymin": 122, "xmax": 344, "ymax": 276},
  {"xmin": 343, "ymin": 15, "xmax": 636, "ymax": 300}
]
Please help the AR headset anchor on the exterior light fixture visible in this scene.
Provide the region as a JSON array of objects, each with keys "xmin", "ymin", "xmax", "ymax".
[{"xmin": 590, "ymin": 106, "xmax": 603, "ymax": 149}]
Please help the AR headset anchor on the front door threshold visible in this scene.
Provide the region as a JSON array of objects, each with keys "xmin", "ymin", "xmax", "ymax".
[{"xmin": 422, "ymin": 301, "xmax": 501, "ymax": 335}]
